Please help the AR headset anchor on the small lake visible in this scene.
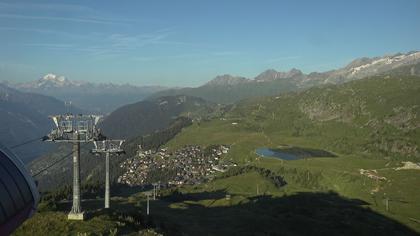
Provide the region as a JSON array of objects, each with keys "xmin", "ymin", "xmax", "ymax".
[{"xmin": 256, "ymin": 147, "xmax": 336, "ymax": 161}]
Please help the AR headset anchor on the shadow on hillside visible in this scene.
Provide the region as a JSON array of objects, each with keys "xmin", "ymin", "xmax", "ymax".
[
  {"xmin": 113, "ymin": 184, "xmax": 146, "ymax": 198},
  {"xmin": 153, "ymin": 191, "xmax": 418, "ymax": 236},
  {"xmin": 160, "ymin": 190, "xmax": 227, "ymax": 203},
  {"xmin": 55, "ymin": 198, "xmax": 105, "ymax": 213}
]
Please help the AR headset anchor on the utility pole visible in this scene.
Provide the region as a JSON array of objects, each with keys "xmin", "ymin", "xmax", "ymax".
[
  {"xmin": 144, "ymin": 192, "xmax": 152, "ymax": 215},
  {"xmin": 152, "ymin": 183, "xmax": 159, "ymax": 200},
  {"xmin": 45, "ymin": 114, "xmax": 102, "ymax": 220},
  {"xmin": 383, "ymin": 193, "xmax": 390, "ymax": 212},
  {"xmin": 147, "ymin": 194, "xmax": 150, "ymax": 215},
  {"xmin": 92, "ymin": 140, "xmax": 125, "ymax": 209}
]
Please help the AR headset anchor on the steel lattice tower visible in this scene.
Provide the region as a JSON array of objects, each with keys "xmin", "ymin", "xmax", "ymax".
[
  {"xmin": 92, "ymin": 140, "xmax": 125, "ymax": 209},
  {"xmin": 45, "ymin": 114, "xmax": 102, "ymax": 220}
]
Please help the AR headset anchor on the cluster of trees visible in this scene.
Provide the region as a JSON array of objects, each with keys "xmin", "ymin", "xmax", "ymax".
[
  {"xmin": 218, "ymin": 165, "xmax": 287, "ymax": 188},
  {"xmin": 38, "ymin": 180, "xmax": 104, "ymax": 211},
  {"xmin": 140, "ymin": 117, "xmax": 192, "ymax": 151},
  {"xmin": 123, "ymin": 117, "xmax": 192, "ymax": 156},
  {"xmin": 217, "ymin": 165, "xmax": 330, "ymax": 190},
  {"xmin": 282, "ymin": 168, "xmax": 325, "ymax": 190}
]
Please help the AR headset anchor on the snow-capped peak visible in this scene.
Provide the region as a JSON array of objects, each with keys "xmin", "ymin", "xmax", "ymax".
[
  {"xmin": 36, "ymin": 73, "xmax": 74, "ymax": 88},
  {"xmin": 41, "ymin": 73, "xmax": 67, "ymax": 83},
  {"xmin": 348, "ymin": 51, "xmax": 420, "ymax": 76}
]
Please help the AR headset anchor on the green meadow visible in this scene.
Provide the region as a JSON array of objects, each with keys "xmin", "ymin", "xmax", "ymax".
[{"xmin": 14, "ymin": 76, "xmax": 420, "ymax": 235}]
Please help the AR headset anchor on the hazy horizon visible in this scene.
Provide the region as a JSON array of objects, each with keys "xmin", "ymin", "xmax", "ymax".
[{"xmin": 1, "ymin": 0, "xmax": 419, "ymax": 87}]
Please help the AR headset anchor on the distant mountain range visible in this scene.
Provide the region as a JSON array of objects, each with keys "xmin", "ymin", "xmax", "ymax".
[
  {"xmin": 6, "ymin": 74, "xmax": 167, "ymax": 114},
  {"xmin": 0, "ymin": 83, "xmax": 84, "ymax": 163},
  {"xmin": 26, "ymin": 50, "xmax": 420, "ymax": 192},
  {"xmin": 5, "ymin": 51, "xmax": 419, "ymax": 112},
  {"xmin": 3, "ymin": 50, "xmax": 419, "ymax": 163},
  {"xmin": 30, "ymin": 70, "xmax": 420, "ymax": 192},
  {"xmin": 151, "ymin": 51, "xmax": 420, "ymax": 103}
]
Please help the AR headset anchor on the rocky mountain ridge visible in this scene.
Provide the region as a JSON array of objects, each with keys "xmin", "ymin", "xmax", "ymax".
[{"xmin": 151, "ymin": 51, "xmax": 420, "ymax": 103}]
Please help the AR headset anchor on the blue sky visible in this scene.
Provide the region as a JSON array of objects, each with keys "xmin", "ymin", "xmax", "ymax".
[{"xmin": 0, "ymin": 0, "xmax": 419, "ymax": 86}]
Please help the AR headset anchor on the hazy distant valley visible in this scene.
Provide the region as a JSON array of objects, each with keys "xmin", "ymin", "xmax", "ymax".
[{"xmin": 7, "ymin": 73, "xmax": 167, "ymax": 114}]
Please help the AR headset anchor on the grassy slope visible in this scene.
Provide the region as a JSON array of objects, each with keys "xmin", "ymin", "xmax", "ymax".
[
  {"xmin": 15, "ymin": 76, "xmax": 420, "ymax": 235},
  {"xmin": 14, "ymin": 212, "xmax": 117, "ymax": 236},
  {"xmin": 13, "ymin": 197, "xmax": 162, "ymax": 236},
  {"xmin": 167, "ymin": 76, "xmax": 420, "ymax": 159},
  {"xmin": 160, "ymin": 76, "xmax": 420, "ymax": 233}
]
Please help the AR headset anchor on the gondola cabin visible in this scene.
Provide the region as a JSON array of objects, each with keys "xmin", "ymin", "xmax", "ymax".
[{"xmin": 0, "ymin": 144, "xmax": 39, "ymax": 235}]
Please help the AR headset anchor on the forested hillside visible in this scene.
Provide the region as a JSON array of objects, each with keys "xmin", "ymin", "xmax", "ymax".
[{"xmin": 99, "ymin": 95, "xmax": 222, "ymax": 139}]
